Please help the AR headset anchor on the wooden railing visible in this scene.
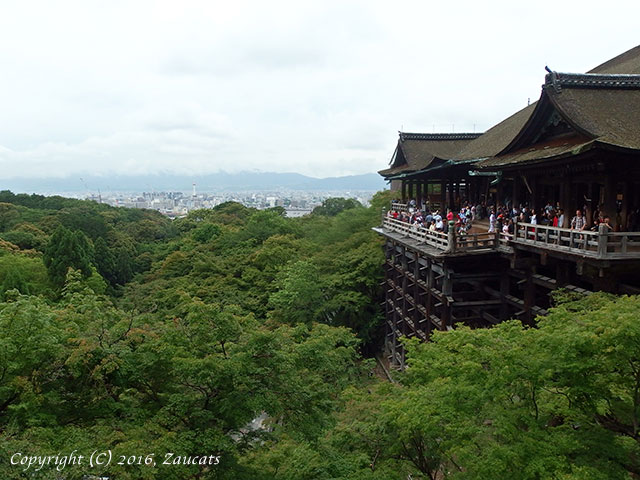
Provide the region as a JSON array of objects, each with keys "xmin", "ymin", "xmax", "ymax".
[
  {"xmin": 383, "ymin": 217, "xmax": 449, "ymax": 250},
  {"xmin": 456, "ymin": 231, "xmax": 498, "ymax": 251},
  {"xmin": 513, "ymin": 222, "xmax": 640, "ymax": 259},
  {"xmin": 382, "ymin": 213, "xmax": 640, "ymax": 259},
  {"xmin": 390, "ymin": 202, "xmax": 410, "ymax": 213},
  {"xmin": 513, "ymin": 223, "xmax": 600, "ymax": 255},
  {"xmin": 604, "ymin": 232, "xmax": 640, "ymax": 258},
  {"xmin": 382, "ymin": 217, "xmax": 498, "ymax": 253}
]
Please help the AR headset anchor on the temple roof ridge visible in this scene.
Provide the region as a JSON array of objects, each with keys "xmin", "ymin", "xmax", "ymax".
[
  {"xmin": 399, "ymin": 132, "xmax": 482, "ymax": 142},
  {"xmin": 545, "ymin": 71, "xmax": 640, "ymax": 92}
]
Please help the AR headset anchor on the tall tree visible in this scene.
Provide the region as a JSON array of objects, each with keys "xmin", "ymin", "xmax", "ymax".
[{"xmin": 43, "ymin": 226, "xmax": 94, "ymax": 286}]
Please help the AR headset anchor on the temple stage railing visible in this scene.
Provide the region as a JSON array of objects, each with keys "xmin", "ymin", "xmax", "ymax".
[
  {"xmin": 381, "ymin": 217, "xmax": 498, "ymax": 253},
  {"xmin": 513, "ymin": 222, "xmax": 640, "ymax": 259},
  {"xmin": 380, "ymin": 216, "xmax": 640, "ymax": 259}
]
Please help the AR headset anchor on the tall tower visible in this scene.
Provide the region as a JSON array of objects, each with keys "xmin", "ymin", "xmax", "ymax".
[{"xmin": 192, "ymin": 183, "xmax": 196, "ymax": 197}]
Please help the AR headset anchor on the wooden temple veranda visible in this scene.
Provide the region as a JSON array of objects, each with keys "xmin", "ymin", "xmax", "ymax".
[{"xmin": 375, "ymin": 46, "xmax": 640, "ymax": 368}]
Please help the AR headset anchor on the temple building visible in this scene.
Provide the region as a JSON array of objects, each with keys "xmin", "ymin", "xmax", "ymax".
[{"xmin": 375, "ymin": 46, "xmax": 640, "ymax": 368}]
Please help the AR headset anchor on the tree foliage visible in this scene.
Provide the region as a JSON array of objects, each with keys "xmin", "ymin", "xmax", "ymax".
[
  {"xmin": 43, "ymin": 226, "xmax": 94, "ymax": 286},
  {"xmin": 251, "ymin": 293, "xmax": 640, "ymax": 480},
  {"xmin": 6, "ymin": 189, "xmax": 637, "ymax": 480}
]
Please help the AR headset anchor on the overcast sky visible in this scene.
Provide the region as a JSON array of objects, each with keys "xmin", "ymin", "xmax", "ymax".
[{"xmin": 0, "ymin": 0, "xmax": 638, "ymax": 180}]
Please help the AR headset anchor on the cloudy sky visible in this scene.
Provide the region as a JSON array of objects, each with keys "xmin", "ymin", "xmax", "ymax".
[{"xmin": 0, "ymin": 0, "xmax": 638, "ymax": 180}]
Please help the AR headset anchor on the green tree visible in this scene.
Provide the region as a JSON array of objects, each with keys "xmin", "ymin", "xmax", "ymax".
[
  {"xmin": 0, "ymin": 202, "xmax": 19, "ymax": 232},
  {"xmin": 268, "ymin": 260, "xmax": 325, "ymax": 325},
  {"xmin": 192, "ymin": 223, "xmax": 221, "ymax": 243},
  {"xmin": 43, "ymin": 226, "xmax": 94, "ymax": 286},
  {"xmin": 312, "ymin": 197, "xmax": 362, "ymax": 217},
  {"xmin": 94, "ymin": 236, "xmax": 117, "ymax": 284}
]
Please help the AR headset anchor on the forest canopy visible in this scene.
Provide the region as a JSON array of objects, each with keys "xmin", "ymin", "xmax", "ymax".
[{"xmin": 0, "ymin": 190, "xmax": 638, "ymax": 479}]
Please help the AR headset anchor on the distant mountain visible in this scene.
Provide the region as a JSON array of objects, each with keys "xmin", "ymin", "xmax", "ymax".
[{"xmin": 0, "ymin": 172, "xmax": 387, "ymax": 195}]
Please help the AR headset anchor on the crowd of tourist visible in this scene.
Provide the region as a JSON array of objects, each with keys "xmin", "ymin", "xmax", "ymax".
[
  {"xmin": 388, "ymin": 199, "xmax": 639, "ymax": 236},
  {"xmin": 387, "ymin": 199, "xmax": 479, "ymax": 235}
]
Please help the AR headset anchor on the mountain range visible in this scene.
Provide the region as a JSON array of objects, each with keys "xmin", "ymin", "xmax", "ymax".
[{"xmin": 0, "ymin": 172, "xmax": 387, "ymax": 195}]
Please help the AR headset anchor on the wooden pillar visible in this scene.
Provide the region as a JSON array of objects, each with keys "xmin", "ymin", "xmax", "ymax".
[
  {"xmin": 499, "ymin": 274, "xmax": 509, "ymax": 321},
  {"xmin": 513, "ymin": 176, "xmax": 519, "ymax": 209},
  {"xmin": 454, "ymin": 181, "xmax": 460, "ymax": 208},
  {"xmin": 440, "ymin": 181, "xmax": 446, "ymax": 211},
  {"xmin": 448, "ymin": 179, "xmax": 455, "ymax": 211},
  {"xmin": 384, "ymin": 241, "xmax": 392, "ymax": 356},
  {"xmin": 531, "ymin": 176, "xmax": 538, "ymax": 210},
  {"xmin": 556, "ymin": 261, "xmax": 570, "ymax": 288},
  {"xmin": 621, "ymin": 180, "xmax": 630, "ymax": 230},
  {"xmin": 401, "ymin": 181, "xmax": 407, "ymax": 202},
  {"xmin": 400, "ymin": 246, "xmax": 409, "ymax": 368},
  {"xmin": 441, "ymin": 269, "xmax": 452, "ymax": 331},
  {"xmin": 603, "ymin": 174, "xmax": 617, "ymax": 224},
  {"xmin": 471, "ymin": 178, "xmax": 478, "ymax": 204},
  {"xmin": 425, "ymin": 257, "xmax": 434, "ymax": 336},
  {"xmin": 560, "ymin": 175, "xmax": 572, "ymax": 228},
  {"xmin": 416, "ymin": 182, "xmax": 423, "ymax": 210},
  {"xmin": 523, "ymin": 266, "xmax": 536, "ymax": 325},
  {"xmin": 484, "ymin": 177, "xmax": 491, "ymax": 207},
  {"xmin": 389, "ymin": 243, "xmax": 398, "ymax": 364},
  {"xmin": 413, "ymin": 254, "xmax": 421, "ymax": 337}
]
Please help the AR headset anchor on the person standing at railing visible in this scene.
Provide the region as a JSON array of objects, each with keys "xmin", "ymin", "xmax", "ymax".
[
  {"xmin": 590, "ymin": 211, "xmax": 604, "ymax": 232},
  {"xmin": 488, "ymin": 209, "xmax": 496, "ymax": 233},
  {"xmin": 434, "ymin": 211, "xmax": 444, "ymax": 232},
  {"xmin": 571, "ymin": 210, "xmax": 587, "ymax": 231},
  {"xmin": 425, "ymin": 211, "xmax": 433, "ymax": 229},
  {"xmin": 557, "ymin": 209, "xmax": 565, "ymax": 228},
  {"xmin": 601, "ymin": 216, "xmax": 613, "ymax": 233}
]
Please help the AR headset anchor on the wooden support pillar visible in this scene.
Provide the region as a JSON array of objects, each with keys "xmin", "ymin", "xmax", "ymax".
[
  {"xmin": 413, "ymin": 254, "xmax": 421, "ymax": 337},
  {"xmin": 454, "ymin": 181, "xmax": 460, "ymax": 208},
  {"xmin": 484, "ymin": 177, "xmax": 491, "ymax": 207},
  {"xmin": 513, "ymin": 176, "xmax": 519, "ymax": 209},
  {"xmin": 425, "ymin": 258, "xmax": 433, "ymax": 335},
  {"xmin": 621, "ymin": 180, "xmax": 630, "ymax": 230},
  {"xmin": 441, "ymin": 271, "xmax": 452, "ymax": 331},
  {"xmin": 389, "ymin": 244, "xmax": 398, "ymax": 364},
  {"xmin": 400, "ymin": 246, "xmax": 409, "ymax": 368},
  {"xmin": 401, "ymin": 181, "xmax": 407, "ymax": 203},
  {"xmin": 440, "ymin": 181, "xmax": 446, "ymax": 211},
  {"xmin": 603, "ymin": 174, "xmax": 617, "ymax": 225},
  {"xmin": 556, "ymin": 261, "xmax": 570, "ymax": 288},
  {"xmin": 531, "ymin": 176, "xmax": 538, "ymax": 210},
  {"xmin": 560, "ymin": 175, "xmax": 571, "ymax": 228},
  {"xmin": 448, "ymin": 179, "xmax": 455, "ymax": 211},
  {"xmin": 499, "ymin": 274, "xmax": 509, "ymax": 321},
  {"xmin": 416, "ymin": 182, "xmax": 423, "ymax": 210},
  {"xmin": 523, "ymin": 266, "xmax": 536, "ymax": 325},
  {"xmin": 471, "ymin": 178, "xmax": 478, "ymax": 204}
]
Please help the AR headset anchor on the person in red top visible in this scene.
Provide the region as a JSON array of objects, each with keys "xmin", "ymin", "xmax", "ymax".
[{"xmin": 446, "ymin": 209, "xmax": 454, "ymax": 222}]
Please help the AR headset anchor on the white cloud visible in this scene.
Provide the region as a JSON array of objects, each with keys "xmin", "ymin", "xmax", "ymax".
[{"xmin": 0, "ymin": 0, "xmax": 638, "ymax": 180}]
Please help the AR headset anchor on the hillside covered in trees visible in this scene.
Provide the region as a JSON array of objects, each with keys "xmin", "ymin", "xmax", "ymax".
[{"xmin": 0, "ymin": 190, "xmax": 639, "ymax": 479}]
